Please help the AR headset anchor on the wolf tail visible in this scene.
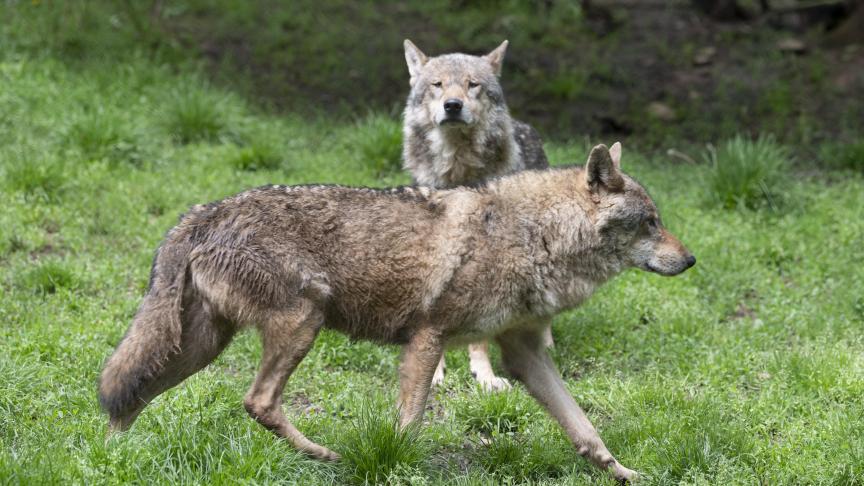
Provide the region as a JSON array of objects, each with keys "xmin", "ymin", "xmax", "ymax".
[{"xmin": 98, "ymin": 236, "xmax": 192, "ymax": 427}]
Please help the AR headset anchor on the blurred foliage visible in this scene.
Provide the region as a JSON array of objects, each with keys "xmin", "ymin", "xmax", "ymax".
[{"xmin": 3, "ymin": 0, "xmax": 862, "ymax": 149}]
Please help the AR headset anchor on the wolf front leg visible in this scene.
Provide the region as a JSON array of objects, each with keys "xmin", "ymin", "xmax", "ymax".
[
  {"xmin": 497, "ymin": 326, "xmax": 637, "ymax": 483},
  {"xmin": 397, "ymin": 327, "xmax": 444, "ymax": 428}
]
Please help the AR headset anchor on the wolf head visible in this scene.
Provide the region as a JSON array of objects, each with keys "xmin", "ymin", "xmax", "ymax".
[
  {"xmin": 403, "ymin": 39, "xmax": 508, "ymax": 129},
  {"xmin": 584, "ymin": 143, "xmax": 696, "ymax": 277}
]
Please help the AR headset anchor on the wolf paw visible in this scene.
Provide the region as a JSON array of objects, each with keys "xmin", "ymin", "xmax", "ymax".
[
  {"xmin": 610, "ymin": 462, "xmax": 638, "ymax": 483},
  {"xmin": 478, "ymin": 375, "xmax": 511, "ymax": 392},
  {"xmin": 542, "ymin": 327, "xmax": 555, "ymax": 348},
  {"xmin": 308, "ymin": 445, "xmax": 341, "ymax": 462},
  {"xmin": 431, "ymin": 364, "xmax": 446, "ymax": 387}
]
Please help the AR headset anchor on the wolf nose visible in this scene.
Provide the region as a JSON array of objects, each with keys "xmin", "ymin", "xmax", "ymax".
[
  {"xmin": 443, "ymin": 98, "xmax": 463, "ymax": 114},
  {"xmin": 685, "ymin": 255, "xmax": 696, "ymax": 268}
]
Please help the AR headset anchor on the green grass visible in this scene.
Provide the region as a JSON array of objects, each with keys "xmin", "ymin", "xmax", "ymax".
[
  {"xmin": 471, "ymin": 425, "xmax": 574, "ymax": 482},
  {"xmin": 2, "ymin": 11, "xmax": 864, "ymax": 486},
  {"xmin": 226, "ymin": 129, "xmax": 285, "ymax": 172},
  {"xmin": 454, "ymin": 388, "xmax": 540, "ymax": 435},
  {"xmin": 17, "ymin": 259, "xmax": 80, "ymax": 295},
  {"xmin": 348, "ymin": 113, "xmax": 404, "ymax": 177},
  {"xmin": 339, "ymin": 398, "xmax": 430, "ymax": 484},
  {"xmin": 705, "ymin": 135, "xmax": 790, "ymax": 210},
  {"xmin": 2, "ymin": 149, "xmax": 68, "ymax": 202},
  {"xmin": 164, "ymin": 85, "xmax": 235, "ymax": 144},
  {"xmin": 819, "ymin": 140, "xmax": 864, "ymax": 172}
]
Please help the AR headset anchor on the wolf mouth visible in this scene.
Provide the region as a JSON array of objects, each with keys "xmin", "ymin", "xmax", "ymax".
[
  {"xmin": 645, "ymin": 262, "xmax": 687, "ymax": 276},
  {"xmin": 439, "ymin": 117, "xmax": 469, "ymax": 126}
]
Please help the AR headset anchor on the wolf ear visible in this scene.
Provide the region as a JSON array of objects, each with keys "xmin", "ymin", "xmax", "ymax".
[
  {"xmin": 485, "ymin": 40, "xmax": 508, "ymax": 77},
  {"xmin": 586, "ymin": 144, "xmax": 624, "ymax": 191},
  {"xmin": 609, "ymin": 141, "xmax": 622, "ymax": 169},
  {"xmin": 404, "ymin": 39, "xmax": 428, "ymax": 80}
]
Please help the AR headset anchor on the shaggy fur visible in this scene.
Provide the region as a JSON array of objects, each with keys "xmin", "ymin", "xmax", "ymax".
[
  {"xmin": 402, "ymin": 40, "xmax": 548, "ymax": 187},
  {"xmin": 401, "ymin": 39, "xmax": 550, "ymax": 390},
  {"xmin": 99, "ymin": 144, "xmax": 695, "ymax": 483}
]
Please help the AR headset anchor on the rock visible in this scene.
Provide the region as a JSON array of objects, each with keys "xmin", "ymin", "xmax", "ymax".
[
  {"xmin": 777, "ymin": 38, "xmax": 806, "ymax": 54},
  {"xmin": 647, "ymin": 102, "xmax": 676, "ymax": 122},
  {"xmin": 693, "ymin": 46, "xmax": 716, "ymax": 66}
]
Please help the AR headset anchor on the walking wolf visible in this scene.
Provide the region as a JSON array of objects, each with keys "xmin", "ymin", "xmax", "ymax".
[{"xmin": 99, "ymin": 143, "xmax": 694, "ymax": 482}]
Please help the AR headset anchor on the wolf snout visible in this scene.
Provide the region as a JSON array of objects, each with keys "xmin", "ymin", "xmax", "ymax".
[
  {"xmin": 685, "ymin": 254, "xmax": 696, "ymax": 269},
  {"xmin": 443, "ymin": 98, "xmax": 463, "ymax": 114}
]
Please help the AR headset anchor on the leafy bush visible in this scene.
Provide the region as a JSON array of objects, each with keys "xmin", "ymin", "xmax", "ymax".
[{"xmin": 705, "ymin": 135, "xmax": 789, "ymax": 210}]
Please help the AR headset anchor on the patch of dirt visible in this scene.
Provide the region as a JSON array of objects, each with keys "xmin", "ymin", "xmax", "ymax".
[
  {"xmin": 429, "ymin": 441, "xmax": 475, "ymax": 475},
  {"xmin": 425, "ymin": 392, "xmax": 448, "ymax": 420},
  {"xmin": 29, "ymin": 242, "xmax": 64, "ymax": 260},
  {"xmin": 732, "ymin": 303, "xmax": 756, "ymax": 319},
  {"xmin": 42, "ymin": 219, "xmax": 61, "ymax": 234},
  {"xmin": 288, "ymin": 392, "xmax": 324, "ymax": 416}
]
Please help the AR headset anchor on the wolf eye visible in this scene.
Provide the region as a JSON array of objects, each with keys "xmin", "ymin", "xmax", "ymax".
[
  {"xmin": 431, "ymin": 81, "xmax": 443, "ymax": 87},
  {"xmin": 468, "ymin": 81, "xmax": 480, "ymax": 88},
  {"xmin": 645, "ymin": 219, "xmax": 658, "ymax": 230}
]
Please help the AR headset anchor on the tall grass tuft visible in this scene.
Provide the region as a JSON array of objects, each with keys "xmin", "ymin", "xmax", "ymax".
[
  {"xmin": 454, "ymin": 389, "xmax": 539, "ymax": 435},
  {"xmin": 338, "ymin": 400, "xmax": 429, "ymax": 484},
  {"xmin": 228, "ymin": 129, "xmax": 285, "ymax": 172},
  {"xmin": 69, "ymin": 112, "xmax": 122, "ymax": 157},
  {"xmin": 348, "ymin": 114, "xmax": 403, "ymax": 177},
  {"xmin": 705, "ymin": 135, "xmax": 790, "ymax": 210},
  {"xmin": 3, "ymin": 152, "xmax": 67, "ymax": 202},
  {"xmin": 68, "ymin": 112, "xmax": 146, "ymax": 166},
  {"xmin": 164, "ymin": 87, "xmax": 229, "ymax": 144},
  {"xmin": 472, "ymin": 430, "xmax": 570, "ymax": 481},
  {"xmin": 18, "ymin": 259, "xmax": 78, "ymax": 294}
]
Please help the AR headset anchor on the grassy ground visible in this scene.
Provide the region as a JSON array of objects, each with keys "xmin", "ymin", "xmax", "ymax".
[{"xmin": 2, "ymin": 5, "xmax": 864, "ymax": 486}]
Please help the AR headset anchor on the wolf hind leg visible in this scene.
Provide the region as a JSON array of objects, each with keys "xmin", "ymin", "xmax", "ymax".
[
  {"xmin": 104, "ymin": 296, "xmax": 236, "ymax": 432},
  {"xmin": 430, "ymin": 355, "xmax": 446, "ymax": 387},
  {"xmin": 243, "ymin": 299, "xmax": 336, "ymax": 460},
  {"xmin": 468, "ymin": 341, "xmax": 511, "ymax": 391},
  {"xmin": 542, "ymin": 324, "xmax": 555, "ymax": 348}
]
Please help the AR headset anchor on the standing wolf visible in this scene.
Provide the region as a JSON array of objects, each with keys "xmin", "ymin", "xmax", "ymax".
[
  {"xmin": 99, "ymin": 143, "xmax": 695, "ymax": 482},
  {"xmin": 402, "ymin": 39, "xmax": 551, "ymax": 391}
]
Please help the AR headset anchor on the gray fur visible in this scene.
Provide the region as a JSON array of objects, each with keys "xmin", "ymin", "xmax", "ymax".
[{"xmin": 402, "ymin": 41, "xmax": 548, "ymax": 189}]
